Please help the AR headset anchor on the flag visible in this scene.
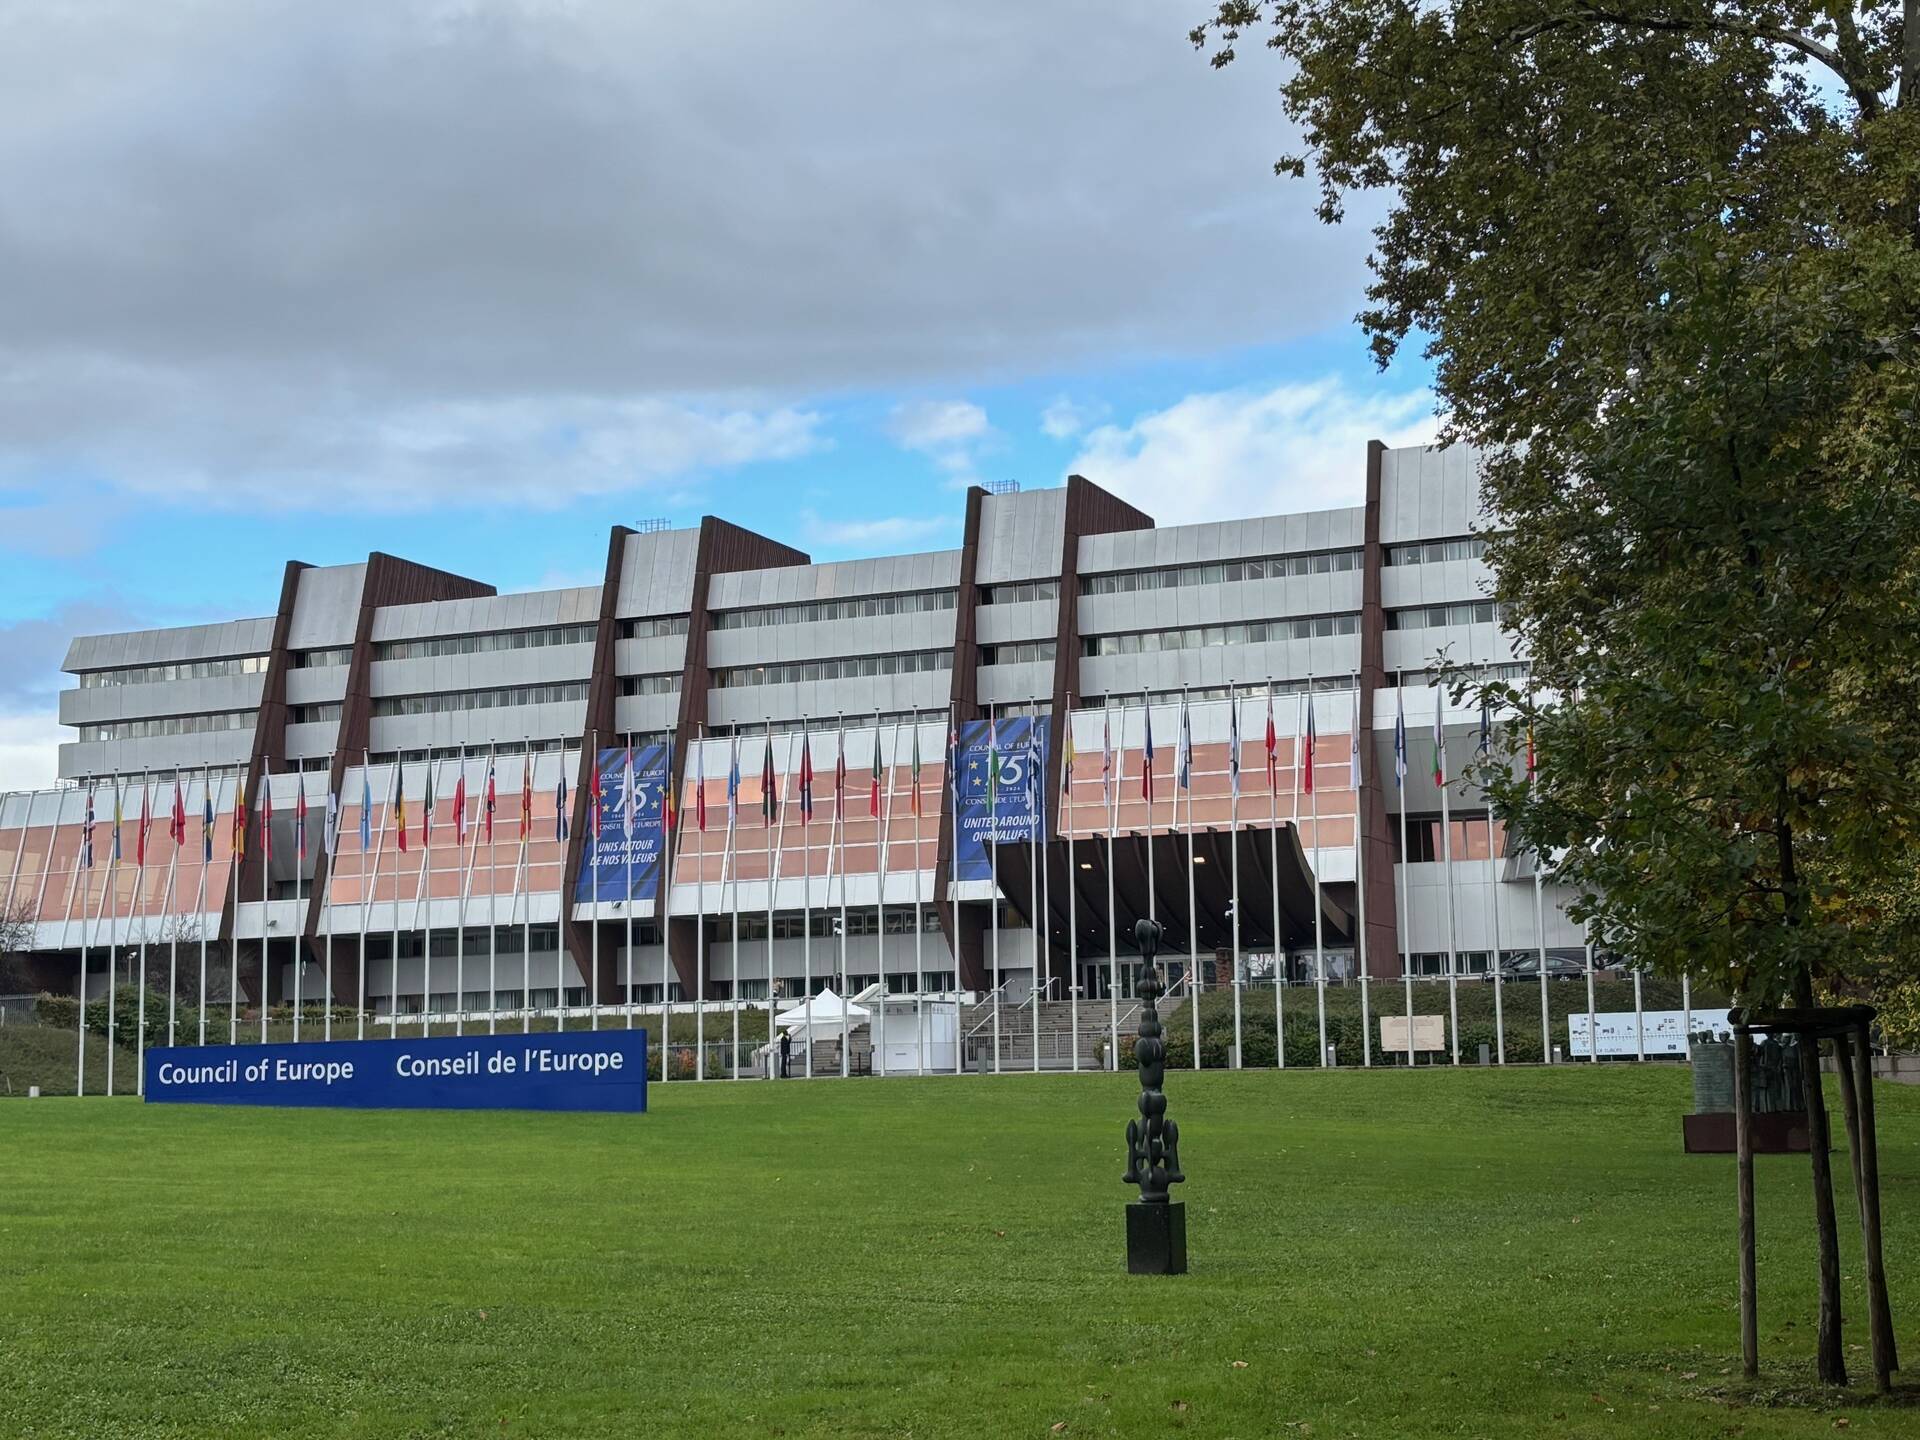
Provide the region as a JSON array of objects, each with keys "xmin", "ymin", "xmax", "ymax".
[
  {"xmin": 394, "ymin": 763, "xmax": 407, "ymax": 854},
  {"xmin": 233, "ymin": 774, "xmax": 247, "ymax": 860},
  {"xmin": 261, "ymin": 772, "xmax": 273, "ymax": 863},
  {"xmin": 325, "ymin": 783, "xmax": 340, "ymax": 857},
  {"xmin": 82, "ymin": 783, "xmax": 96, "ymax": 869},
  {"xmin": 1062, "ymin": 715, "xmax": 1075, "ymax": 798},
  {"xmin": 1228, "ymin": 687, "xmax": 1241, "ymax": 798},
  {"xmin": 761, "ymin": 733, "xmax": 777, "ymax": 826},
  {"xmin": 621, "ymin": 738, "xmax": 636, "ymax": 840},
  {"xmin": 555, "ymin": 768, "xmax": 570, "ymax": 842},
  {"xmin": 837, "ymin": 723, "xmax": 849, "ymax": 815},
  {"xmin": 1478, "ymin": 698, "xmax": 1494, "ymax": 757},
  {"xmin": 453, "ymin": 765, "xmax": 467, "ymax": 847},
  {"xmin": 910, "ymin": 722, "xmax": 923, "ymax": 817},
  {"xmin": 1176, "ymin": 693, "xmax": 1192, "ymax": 792},
  {"xmin": 111, "ymin": 779, "xmax": 123, "ymax": 862},
  {"xmin": 869, "ymin": 725, "xmax": 883, "ymax": 819},
  {"xmin": 202, "ymin": 771, "xmax": 214, "ymax": 862},
  {"xmin": 1432, "ymin": 685, "xmax": 1447, "ymax": 787},
  {"xmin": 946, "ymin": 713, "xmax": 960, "ymax": 803},
  {"xmin": 170, "ymin": 777, "xmax": 187, "ymax": 847},
  {"xmin": 484, "ymin": 751, "xmax": 497, "ymax": 843},
  {"xmin": 662, "ymin": 735, "xmax": 676, "ymax": 836},
  {"xmin": 360, "ymin": 762, "xmax": 372, "ymax": 852},
  {"xmin": 1394, "ymin": 688, "xmax": 1408, "ymax": 788},
  {"xmin": 1141, "ymin": 697, "xmax": 1155, "ymax": 802},
  {"xmin": 1025, "ymin": 721, "xmax": 1042, "ymax": 818},
  {"xmin": 1349, "ymin": 703, "xmax": 1363, "ymax": 792},
  {"xmin": 986, "ymin": 712, "xmax": 1000, "ymax": 809},
  {"xmin": 137, "ymin": 781, "xmax": 150, "ymax": 868},
  {"xmin": 695, "ymin": 734, "xmax": 707, "ymax": 833},
  {"xmin": 296, "ymin": 778, "xmax": 309, "ymax": 862},
  {"xmin": 589, "ymin": 749, "xmax": 603, "ymax": 841},
  {"xmin": 520, "ymin": 752, "xmax": 533, "ymax": 844},
  {"xmin": 798, "ymin": 732, "xmax": 815, "ymax": 823},
  {"xmin": 1265, "ymin": 686, "xmax": 1278, "ymax": 794},
  {"xmin": 1100, "ymin": 708, "xmax": 1112, "ymax": 809},
  {"xmin": 1526, "ymin": 714, "xmax": 1537, "ymax": 779},
  {"xmin": 1303, "ymin": 692, "xmax": 1318, "ymax": 796},
  {"xmin": 421, "ymin": 763, "xmax": 434, "ymax": 850},
  {"xmin": 726, "ymin": 732, "xmax": 741, "ymax": 829}
]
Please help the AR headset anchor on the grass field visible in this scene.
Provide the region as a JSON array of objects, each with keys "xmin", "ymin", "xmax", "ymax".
[{"xmin": 3, "ymin": 1067, "xmax": 1917, "ymax": 1438}]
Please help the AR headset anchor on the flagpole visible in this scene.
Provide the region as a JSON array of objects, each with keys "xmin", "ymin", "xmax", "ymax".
[
  {"xmin": 730, "ymin": 727, "xmax": 742, "ymax": 1078},
  {"xmin": 947, "ymin": 706, "xmax": 964, "ymax": 1077},
  {"xmin": 112, "ymin": 776, "xmax": 126, "ymax": 1093},
  {"xmin": 293, "ymin": 759, "xmax": 304, "ymax": 1044},
  {"xmin": 1486, "ymin": 773, "xmax": 1506, "ymax": 1067},
  {"xmin": 230, "ymin": 767, "xmax": 241, "ymax": 1046},
  {"xmin": 1307, "ymin": 686, "xmax": 1326, "ymax": 1068},
  {"xmin": 455, "ymin": 742, "xmax": 473, "ymax": 1038},
  {"xmin": 559, "ymin": 733, "xmax": 573, "ymax": 1036},
  {"xmin": 1269, "ymin": 679, "xmax": 1283, "ymax": 1069},
  {"xmin": 424, "ymin": 752, "xmax": 440, "ymax": 1039},
  {"xmin": 165, "ymin": 775, "xmax": 182, "ymax": 1049},
  {"xmin": 1436, "ymin": 685, "xmax": 1461, "ymax": 1065},
  {"xmin": 1181, "ymin": 687, "xmax": 1199, "ymax": 1073},
  {"xmin": 1105, "ymin": 703, "xmax": 1118, "ymax": 1071},
  {"xmin": 1064, "ymin": 697, "xmax": 1078, "ymax": 1074},
  {"xmin": 625, "ymin": 733, "xmax": 635, "ymax": 1035},
  {"xmin": 355, "ymin": 751, "xmax": 380, "ymax": 1041},
  {"xmin": 879, "ymin": 711, "xmax": 899, "ymax": 1078},
  {"xmin": 695, "ymin": 725, "xmax": 708, "ymax": 1080},
  {"xmin": 77, "ymin": 789, "xmax": 91, "ymax": 1094},
  {"xmin": 1228, "ymin": 685, "xmax": 1242, "ymax": 1070},
  {"xmin": 488, "ymin": 744, "xmax": 498, "ymax": 1036},
  {"xmin": 323, "ymin": 755, "xmax": 338, "ymax": 1041},
  {"xmin": 198, "ymin": 766, "xmax": 212, "ymax": 1047},
  {"xmin": 764, "ymin": 717, "xmax": 785, "ymax": 1080},
  {"xmin": 260, "ymin": 758, "xmax": 271, "ymax": 1046},
  {"xmin": 912, "ymin": 711, "xmax": 926, "ymax": 1075},
  {"xmin": 1396, "ymin": 678, "xmax": 1414, "ymax": 1066},
  {"xmin": 1351, "ymin": 680, "xmax": 1371, "ymax": 1068},
  {"xmin": 660, "ymin": 736, "xmax": 674, "ymax": 1076},
  {"xmin": 989, "ymin": 703, "xmax": 1001, "ymax": 1076},
  {"xmin": 519, "ymin": 740, "xmax": 533, "ymax": 1036},
  {"xmin": 137, "ymin": 769, "xmax": 149, "ymax": 1094},
  {"xmin": 390, "ymin": 754, "xmax": 404, "ymax": 1039}
]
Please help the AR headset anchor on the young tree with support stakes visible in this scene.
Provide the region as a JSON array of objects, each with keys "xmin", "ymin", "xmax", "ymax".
[{"xmin": 1193, "ymin": 0, "xmax": 1919, "ymax": 1390}]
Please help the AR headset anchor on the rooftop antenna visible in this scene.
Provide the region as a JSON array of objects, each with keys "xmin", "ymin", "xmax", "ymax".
[
  {"xmin": 634, "ymin": 517, "xmax": 671, "ymax": 534},
  {"xmin": 986, "ymin": 479, "xmax": 1020, "ymax": 495}
]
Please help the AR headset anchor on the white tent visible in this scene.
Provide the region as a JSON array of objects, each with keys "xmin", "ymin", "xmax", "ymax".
[{"xmin": 774, "ymin": 987, "xmax": 869, "ymax": 1038}]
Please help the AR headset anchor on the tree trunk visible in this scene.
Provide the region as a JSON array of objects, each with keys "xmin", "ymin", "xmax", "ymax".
[
  {"xmin": 1794, "ymin": 978, "xmax": 1847, "ymax": 1385},
  {"xmin": 1852, "ymin": 1021, "xmax": 1899, "ymax": 1391}
]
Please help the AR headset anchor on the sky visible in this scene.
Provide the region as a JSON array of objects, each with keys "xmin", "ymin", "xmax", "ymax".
[{"xmin": 0, "ymin": 0, "xmax": 1440, "ymax": 791}]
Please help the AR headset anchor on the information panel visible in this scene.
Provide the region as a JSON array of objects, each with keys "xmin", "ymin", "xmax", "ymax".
[
  {"xmin": 952, "ymin": 716, "xmax": 1050, "ymax": 882},
  {"xmin": 1567, "ymin": 1008, "xmax": 1731, "ymax": 1058},
  {"xmin": 143, "ymin": 1031, "xmax": 648, "ymax": 1113}
]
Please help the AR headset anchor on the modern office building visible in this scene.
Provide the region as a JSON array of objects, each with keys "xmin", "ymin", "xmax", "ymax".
[{"xmin": 0, "ymin": 440, "xmax": 1588, "ymax": 1041}]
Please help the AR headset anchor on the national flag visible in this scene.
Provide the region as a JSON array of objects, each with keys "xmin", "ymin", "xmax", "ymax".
[
  {"xmin": 726, "ymin": 732, "xmax": 741, "ymax": 829},
  {"xmin": 420, "ymin": 764, "xmax": 434, "ymax": 851},
  {"xmin": 261, "ymin": 772, "xmax": 274, "ymax": 863},
  {"xmin": 394, "ymin": 763, "xmax": 407, "ymax": 854},
  {"xmin": 359, "ymin": 762, "xmax": 372, "ymax": 852},
  {"xmin": 1228, "ymin": 686, "xmax": 1241, "ymax": 798},
  {"xmin": 555, "ymin": 769, "xmax": 570, "ymax": 842},
  {"xmin": 170, "ymin": 776, "xmax": 187, "ymax": 847},
  {"xmin": 798, "ymin": 732, "xmax": 815, "ymax": 823},
  {"xmin": 82, "ymin": 783, "xmax": 96, "ymax": 869},
  {"xmin": 233, "ymin": 774, "xmax": 247, "ymax": 860},
  {"xmin": 695, "ymin": 734, "xmax": 707, "ymax": 833},
  {"xmin": 662, "ymin": 735, "xmax": 676, "ymax": 836},
  {"xmin": 1526, "ymin": 714, "xmax": 1537, "ymax": 779},
  {"xmin": 910, "ymin": 722, "xmax": 923, "ymax": 817},
  {"xmin": 453, "ymin": 765, "xmax": 467, "ymax": 847},
  {"xmin": 1176, "ymin": 693, "xmax": 1193, "ymax": 792},
  {"xmin": 1303, "ymin": 691, "xmax": 1318, "ymax": 796},
  {"xmin": 296, "ymin": 778, "xmax": 309, "ymax": 862},
  {"xmin": 869, "ymin": 725, "xmax": 883, "ymax": 819},
  {"xmin": 136, "ymin": 780, "xmax": 150, "ymax": 868},
  {"xmin": 203, "ymin": 773, "xmax": 214, "ymax": 862},
  {"xmin": 484, "ymin": 751, "xmax": 497, "ymax": 843},
  {"xmin": 520, "ymin": 752, "xmax": 532, "ymax": 844},
  {"xmin": 761, "ymin": 733, "xmax": 778, "ymax": 826},
  {"xmin": 1141, "ymin": 697, "xmax": 1155, "ymax": 803},
  {"xmin": 986, "ymin": 712, "xmax": 1000, "ymax": 809},
  {"xmin": 1100, "ymin": 708, "xmax": 1112, "ymax": 809},
  {"xmin": 946, "ymin": 712, "xmax": 960, "ymax": 803},
  {"xmin": 1265, "ymin": 686, "xmax": 1278, "ymax": 794},
  {"xmin": 325, "ymin": 784, "xmax": 340, "ymax": 857},
  {"xmin": 111, "ymin": 779, "xmax": 123, "ymax": 862},
  {"xmin": 1394, "ymin": 688, "xmax": 1408, "ymax": 789},
  {"xmin": 835, "ymin": 723, "xmax": 847, "ymax": 815},
  {"xmin": 1025, "ymin": 722, "xmax": 1042, "ymax": 818},
  {"xmin": 621, "ymin": 738, "xmax": 636, "ymax": 840},
  {"xmin": 1432, "ymin": 685, "xmax": 1447, "ymax": 787},
  {"xmin": 1349, "ymin": 701, "xmax": 1363, "ymax": 792},
  {"xmin": 1061, "ymin": 715, "xmax": 1075, "ymax": 798},
  {"xmin": 1477, "ymin": 698, "xmax": 1494, "ymax": 757}
]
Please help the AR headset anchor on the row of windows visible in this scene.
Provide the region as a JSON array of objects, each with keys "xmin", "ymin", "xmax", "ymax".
[
  {"xmin": 291, "ymin": 703, "xmax": 344, "ymax": 726},
  {"xmin": 76, "ymin": 655, "xmax": 268, "ymax": 689},
  {"xmin": 619, "ymin": 674, "xmax": 680, "ymax": 697},
  {"xmin": 1081, "ymin": 549, "xmax": 1362, "ymax": 597},
  {"xmin": 979, "ymin": 579, "xmax": 1060, "ymax": 605},
  {"xmin": 979, "ymin": 640, "xmax": 1057, "ymax": 667},
  {"xmin": 620, "ymin": 615, "xmax": 691, "ymax": 640},
  {"xmin": 711, "ymin": 649, "xmax": 954, "ymax": 689},
  {"xmin": 1386, "ymin": 600, "xmax": 1505, "ymax": 631},
  {"xmin": 1075, "ymin": 675, "xmax": 1361, "ymax": 709},
  {"xmin": 78, "ymin": 711, "xmax": 258, "ymax": 742},
  {"xmin": 710, "ymin": 589, "xmax": 957, "ymax": 631},
  {"xmin": 371, "ymin": 681, "xmax": 590, "ymax": 717},
  {"xmin": 1083, "ymin": 614, "xmax": 1360, "ymax": 658},
  {"xmin": 1386, "ymin": 536, "xmax": 1488, "ymax": 566},
  {"xmin": 374, "ymin": 623, "xmax": 597, "ymax": 663},
  {"xmin": 292, "ymin": 648, "xmax": 353, "ymax": 670},
  {"xmin": 354, "ymin": 924, "xmax": 567, "ymax": 962},
  {"xmin": 709, "ymin": 907, "xmax": 944, "ymax": 942}
]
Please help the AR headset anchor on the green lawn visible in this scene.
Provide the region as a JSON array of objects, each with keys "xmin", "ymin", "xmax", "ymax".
[{"xmin": 2, "ymin": 1067, "xmax": 1916, "ymax": 1438}]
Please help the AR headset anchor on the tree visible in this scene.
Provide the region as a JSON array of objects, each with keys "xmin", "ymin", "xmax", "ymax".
[
  {"xmin": 0, "ymin": 895, "xmax": 38, "ymax": 992},
  {"xmin": 1194, "ymin": 0, "xmax": 1919, "ymax": 1388}
]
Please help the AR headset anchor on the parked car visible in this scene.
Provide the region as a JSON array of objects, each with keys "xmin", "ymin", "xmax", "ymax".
[{"xmin": 1488, "ymin": 953, "xmax": 1588, "ymax": 982}]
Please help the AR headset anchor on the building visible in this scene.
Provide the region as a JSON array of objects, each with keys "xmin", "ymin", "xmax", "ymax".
[{"xmin": 0, "ymin": 440, "xmax": 1588, "ymax": 1043}]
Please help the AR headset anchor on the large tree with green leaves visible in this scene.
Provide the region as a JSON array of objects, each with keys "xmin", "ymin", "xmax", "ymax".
[{"xmin": 1193, "ymin": 0, "xmax": 1918, "ymax": 1385}]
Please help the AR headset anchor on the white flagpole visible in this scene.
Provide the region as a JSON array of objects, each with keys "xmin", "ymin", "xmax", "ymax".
[
  {"xmin": 1352, "ymin": 678, "xmax": 1371, "ymax": 1067},
  {"xmin": 1397, "ymin": 679, "xmax": 1415, "ymax": 1066},
  {"xmin": 660, "ymin": 738, "xmax": 675, "ymax": 1078},
  {"xmin": 946, "ymin": 707, "xmax": 968, "ymax": 1080},
  {"xmin": 198, "ymin": 766, "xmax": 212, "ymax": 1047},
  {"xmin": 323, "ymin": 756, "xmax": 337, "ymax": 1041},
  {"xmin": 259, "ymin": 759, "xmax": 271, "ymax": 1046},
  {"xmin": 76, "ymin": 792, "xmax": 90, "ymax": 1093},
  {"xmin": 801, "ymin": 719, "xmax": 813, "ymax": 1079},
  {"xmin": 230, "ymin": 768, "xmax": 241, "ymax": 1045},
  {"xmin": 879, "ymin": 712, "xmax": 900, "ymax": 1078},
  {"xmin": 109, "ymin": 777, "xmax": 123, "ymax": 1090},
  {"xmin": 488, "ymin": 744, "xmax": 498, "ymax": 1036},
  {"xmin": 558, "ymin": 735, "xmax": 572, "ymax": 1036},
  {"xmin": 137, "ymin": 769, "xmax": 149, "ymax": 1093},
  {"xmin": 1308, "ymin": 687, "xmax": 1327, "ymax": 1069},
  {"xmin": 730, "ymin": 728, "xmax": 743, "ymax": 1078},
  {"xmin": 1181, "ymin": 687, "xmax": 1199, "ymax": 1073},
  {"xmin": 589, "ymin": 730, "xmax": 600, "ymax": 1033},
  {"xmin": 912, "ymin": 712, "xmax": 926, "ymax": 1075},
  {"xmin": 1025, "ymin": 710, "xmax": 1039, "ymax": 1075},
  {"xmin": 1436, "ymin": 687, "xmax": 1461, "ymax": 1065},
  {"xmin": 1270, "ymin": 679, "xmax": 1284, "ymax": 1068},
  {"xmin": 1488, "ymin": 796, "xmax": 1506, "ymax": 1066},
  {"xmin": 423, "ymin": 752, "xmax": 441, "ymax": 1039},
  {"xmin": 1228, "ymin": 686, "xmax": 1242, "ymax": 1069},
  {"xmin": 1105, "ymin": 703, "xmax": 1119, "ymax": 1070},
  {"xmin": 455, "ymin": 743, "xmax": 475, "ymax": 1038},
  {"xmin": 765, "ymin": 719, "xmax": 789, "ymax": 1080},
  {"xmin": 292, "ymin": 759, "xmax": 303, "ymax": 1043},
  {"xmin": 355, "ymin": 751, "xmax": 383, "ymax": 1041},
  {"xmin": 390, "ymin": 755, "xmax": 404, "ymax": 1039},
  {"xmin": 989, "ymin": 704, "xmax": 1001, "ymax": 1075},
  {"xmin": 1065, "ymin": 700, "xmax": 1078, "ymax": 1074},
  {"xmin": 163, "ymin": 777, "xmax": 182, "ymax": 1050},
  {"xmin": 625, "ymin": 733, "xmax": 635, "ymax": 1034},
  {"xmin": 695, "ymin": 725, "xmax": 708, "ymax": 1080},
  {"xmin": 519, "ymin": 740, "xmax": 533, "ymax": 1036}
]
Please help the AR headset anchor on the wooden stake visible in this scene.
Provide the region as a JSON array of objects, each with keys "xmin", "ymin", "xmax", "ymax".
[
  {"xmin": 1734, "ymin": 1024, "xmax": 1758, "ymax": 1379},
  {"xmin": 1798, "ymin": 1031, "xmax": 1847, "ymax": 1385},
  {"xmin": 1851, "ymin": 1021, "xmax": 1898, "ymax": 1391}
]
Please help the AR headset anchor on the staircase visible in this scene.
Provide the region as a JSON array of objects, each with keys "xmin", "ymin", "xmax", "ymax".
[{"xmin": 958, "ymin": 999, "xmax": 1139, "ymax": 1071}]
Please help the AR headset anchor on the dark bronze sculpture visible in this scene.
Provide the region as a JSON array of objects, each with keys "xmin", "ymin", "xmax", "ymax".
[{"xmin": 1123, "ymin": 918, "xmax": 1186, "ymax": 1273}]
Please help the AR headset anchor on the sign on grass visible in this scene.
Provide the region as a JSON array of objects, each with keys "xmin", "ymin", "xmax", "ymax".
[
  {"xmin": 1380, "ymin": 1015, "xmax": 1447, "ymax": 1052},
  {"xmin": 143, "ymin": 1031, "xmax": 648, "ymax": 1112},
  {"xmin": 1567, "ymin": 1009, "xmax": 1731, "ymax": 1058}
]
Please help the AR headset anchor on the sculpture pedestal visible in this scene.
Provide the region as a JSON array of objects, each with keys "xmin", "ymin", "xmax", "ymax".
[{"xmin": 1126, "ymin": 1201, "xmax": 1187, "ymax": 1275}]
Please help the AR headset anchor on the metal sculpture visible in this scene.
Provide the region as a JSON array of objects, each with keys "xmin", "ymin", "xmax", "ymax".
[{"xmin": 1122, "ymin": 917, "xmax": 1186, "ymax": 1273}]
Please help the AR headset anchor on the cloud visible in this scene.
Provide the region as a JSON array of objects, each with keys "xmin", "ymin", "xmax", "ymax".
[
  {"xmin": 0, "ymin": 1, "xmax": 1370, "ymax": 510},
  {"xmin": 1040, "ymin": 397, "xmax": 1100, "ymax": 441},
  {"xmin": 1067, "ymin": 378, "xmax": 1441, "ymax": 524},
  {"xmin": 887, "ymin": 401, "xmax": 991, "ymax": 451},
  {"xmin": 799, "ymin": 512, "xmax": 956, "ymax": 551},
  {"xmin": 0, "ymin": 599, "xmax": 152, "ymax": 791},
  {"xmin": 0, "ymin": 712, "xmax": 63, "ymax": 793}
]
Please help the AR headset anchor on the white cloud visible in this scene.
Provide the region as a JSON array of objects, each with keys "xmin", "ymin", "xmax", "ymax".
[
  {"xmin": 0, "ymin": 712, "xmax": 62, "ymax": 793},
  {"xmin": 886, "ymin": 400, "xmax": 991, "ymax": 451},
  {"xmin": 799, "ymin": 511, "xmax": 956, "ymax": 551},
  {"xmin": 1066, "ymin": 378, "xmax": 1441, "ymax": 524},
  {"xmin": 1040, "ymin": 396, "xmax": 1099, "ymax": 441}
]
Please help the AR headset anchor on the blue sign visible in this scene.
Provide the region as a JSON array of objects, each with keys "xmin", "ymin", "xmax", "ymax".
[
  {"xmin": 143, "ymin": 1031, "xmax": 648, "ymax": 1113},
  {"xmin": 953, "ymin": 716, "xmax": 1049, "ymax": 881},
  {"xmin": 576, "ymin": 743, "xmax": 669, "ymax": 902}
]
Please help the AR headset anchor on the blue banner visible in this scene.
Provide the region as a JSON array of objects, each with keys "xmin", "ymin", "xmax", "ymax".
[
  {"xmin": 576, "ymin": 743, "xmax": 669, "ymax": 902},
  {"xmin": 953, "ymin": 716, "xmax": 1049, "ymax": 882},
  {"xmin": 143, "ymin": 1031, "xmax": 648, "ymax": 1113}
]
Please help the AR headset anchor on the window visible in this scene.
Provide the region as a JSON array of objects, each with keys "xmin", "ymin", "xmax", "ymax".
[
  {"xmin": 978, "ymin": 640, "xmax": 1057, "ymax": 666},
  {"xmin": 290, "ymin": 703, "xmax": 343, "ymax": 726},
  {"xmin": 711, "ymin": 650, "xmax": 952, "ymax": 689},
  {"xmin": 1385, "ymin": 601, "xmax": 1504, "ymax": 631},
  {"xmin": 1081, "ymin": 615, "xmax": 1358, "ymax": 658},
  {"xmin": 1385, "ymin": 537, "xmax": 1490, "ymax": 566},
  {"xmin": 980, "ymin": 579, "xmax": 1060, "ymax": 605},
  {"xmin": 77, "ymin": 711, "xmax": 259, "ymax": 742},
  {"xmin": 619, "ymin": 615, "xmax": 691, "ymax": 640},
  {"xmin": 374, "ymin": 623, "xmax": 597, "ymax": 662},
  {"xmin": 75, "ymin": 654, "xmax": 269, "ymax": 689},
  {"xmin": 619, "ymin": 673, "xmax": 680, "ymax": 697},
  {"xmin": 710, "ymin": 589, "xmax": 957, "ymax": 630},
  {"xmin": 1074, "ymin": 676, "xmax": 1354, "ymax": 709},
  {"xmin": 1081, "ymin": 548, "xmax": 1361, "ymax": 596},
  {"xmin": 291, "ymin": 648, "xmax": 354, "ymax": 669},
  {"xmin": 370, "ymin": 681, "xmax": 589, "ymax": 717}
]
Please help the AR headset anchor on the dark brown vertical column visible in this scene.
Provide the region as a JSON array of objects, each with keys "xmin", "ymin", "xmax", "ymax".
[
  {"xmin": 934, "ymin": 485, "xmax": 990, "ymax": 990},
  {"xmin": 1039, "ymin": 474, "xmax": 1153, "ymax": 987},
  {"xmin": 220, "ymin": 560, "xmax": 307, "ymax": 1006},
  {"xmin": 301, "ymin": 554, "xmax": 495, "ymax": 1005},
  {"xmin": 662, "ymin": 519, "xmax": 808, "ymax": 998},
  {"xmin": 1358, "ymin": 440, "xmax": 1400, "ymax": 979}
]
